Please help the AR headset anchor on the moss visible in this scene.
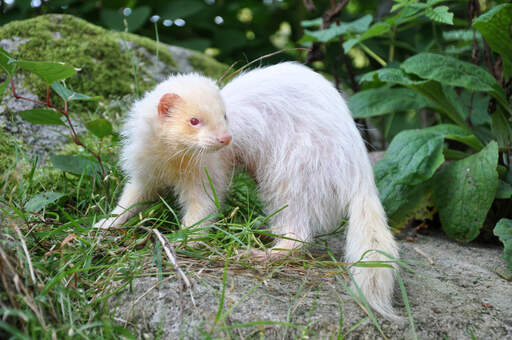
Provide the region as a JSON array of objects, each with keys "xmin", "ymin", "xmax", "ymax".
[
  {"xmin": 115, "ymin": 31, "xmax": 176, "ymax": 68},
  {"xmin": 0, "ymin": 15, "xmax": 177, "ymax": 115},
  {"xmin": 188, "ymin": 52, "xmax": 228, "ymax": 80}
]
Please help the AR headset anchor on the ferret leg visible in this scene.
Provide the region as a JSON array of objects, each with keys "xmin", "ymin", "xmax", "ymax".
[
  {"xmin": 252, "ymin": 207, "xmax": 311, "ymax": 260},
  {"xmin": 94, "ymin": 181, "xmax": 155, "ymax": 229},
  {"xmin": 180, "ymin": 177, "xmax": 228, "ymax": 229},
  {"xmin": 251, "ymin": 233, "xmax": 305, "ymax": 260}
]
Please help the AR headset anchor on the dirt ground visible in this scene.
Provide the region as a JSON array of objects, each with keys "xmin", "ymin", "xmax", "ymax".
[{"xmin": 111, "ymin": 231, "xmax": 512, "ymax": 339}]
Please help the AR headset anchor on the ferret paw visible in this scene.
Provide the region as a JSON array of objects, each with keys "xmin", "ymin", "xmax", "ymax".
[
  {"xmin": 249, "ymin": 248, "xmax": 292, "ymax": 261},
  {"xmin": 93, "ymin": 217, "xmax": 121, "ymax": 230}
]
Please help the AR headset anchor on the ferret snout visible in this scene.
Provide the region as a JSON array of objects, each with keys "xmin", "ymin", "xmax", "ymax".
[{"xmin": 217, "ymin": 134, "xmax": 232, "ymax": 146}]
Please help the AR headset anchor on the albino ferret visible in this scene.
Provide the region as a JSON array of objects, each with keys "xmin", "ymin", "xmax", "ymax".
[{"xmin": 95, "ymin": 62, "xmax": 399, "ymax": 319}]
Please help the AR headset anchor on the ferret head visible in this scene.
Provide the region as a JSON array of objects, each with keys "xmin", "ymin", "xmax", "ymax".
[{"xmin": 154, "ymin": 75, "xmax": 231, "ymax": 153}]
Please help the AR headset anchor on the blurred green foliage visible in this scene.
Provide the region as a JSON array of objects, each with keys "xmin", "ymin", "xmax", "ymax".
[{"xmin": 0, "ymin": 0, "xmax": 383, "ymax": 66}]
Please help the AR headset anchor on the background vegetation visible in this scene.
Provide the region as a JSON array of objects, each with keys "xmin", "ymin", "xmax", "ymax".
[{"xmin": 1, "ymin": 0, "xmax": 511, "ymax": 338}]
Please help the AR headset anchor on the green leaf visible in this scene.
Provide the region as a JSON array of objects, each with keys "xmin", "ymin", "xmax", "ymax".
[
  {"xmin": 401, "ymin": 53, "xmax": 508, "ymax": 110},
  {"xmin": 342, "ymin": 22, "xmax": 391, "ymax": 52},
  {"xmin": 361, "ymin": 67, "xmax": 466, "ymax": 125},
  {"xmin": 360, "ymin": 67, "xmax": 425, "ymax": 85},
  {"xmin": 496, "ymin": 180, "xmax": 512, "ymax": 199},
  {"xmin": 303, "ymin": 15, "xmax": 372, "ymax": 43},
  {"xmin": 160, "ymin": 0, "xmax": 204, "ymax": 20},
  {"xmin": 494, "ymin": 219, "xmax": 512, "ymax": 273},
  {"xmin": 376, "ymin": 165, "xmax": 432, "ymax": 225},
  {"xmin": 473, "ymin": 4, "xmax": 512, "ymax": 77},
  {"xmin": 413, "ymin": 81, "xmax": 467, "ymax": 126},
  {"xmin": 377, "ymin": 129, "xmax": 445, "ymax": 186},
  {"xmin": 25, "ymin": 192, "xmax": 64, "ymax": 213},
  {"xmin": 0, "ymin": 76, "xmax": 9, "ymax": 97},
  {"xmin": 442, "ymin": 29, "xmax": 482, "ymax": 42},
  {"xmin": 50, "ymin": 155, "xmax": 102, "ymax": 176},
  {"xmin": 425, "ymin": 6, "xmax": 454, "ymax": 25},
  {"xmin": 432, "ymin": 142, "xmax": 499, "ymax": 242},
  {"xmin": 51, "ymin": 82, "xmax": 100, "ymax": 102},
  {"xmin": 100, "ymin": 9, "xmax": 125, "ymax": 31},
  {"xmin": 348, "ymin": 87, "xmax": 432, "ymax": 118},
  {"xmin": 19, "ymin": 109, "xmax": 64, "ymax": 126},
  {"xmin": 125, "ymin": 6, "xmax": 151, "ymax": 32},
  {"xmin": 0, "ymin": 47, "xmax": 16, "ymax": 75},
  {"xmin": 16, "ymin": 60, "xmax": 76, "ymax": 84},
  {"xmin": 300, "ymin": 18, "xmax": 322, "ymax": 28},
  {"xmin": 422, "ymin": 124, "xmax": 483, "ymax": 150},
  {"xmin": 85, "ymin": 119, "xmax": 113, "ymax": 139},
  {"xmin": 490, "ymin": 108, "xmax": 512, "ymax": 149}
]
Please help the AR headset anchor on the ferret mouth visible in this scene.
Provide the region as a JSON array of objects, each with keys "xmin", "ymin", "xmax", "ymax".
[{"xmin": 203, "ymin": 143, "xmax": 227, "ymax": 152}]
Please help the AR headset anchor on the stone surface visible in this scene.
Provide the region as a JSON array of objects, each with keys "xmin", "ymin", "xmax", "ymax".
[{"xmin": 111, "ymin": 232, "xmax": 511, "ymax": 339}]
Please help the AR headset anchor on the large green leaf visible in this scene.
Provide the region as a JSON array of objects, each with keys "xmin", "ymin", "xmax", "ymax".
[
  {"xmin": 25, "ymin": 192, "xmax": 64, "ymax": 213},
  {"xmin": 490, "ymin": 108, "xmax": 512, "ymax": 149},
  {"xmin": 411, "ymin": 81, "xmax": 466, "ymax": 126},
  {"xmin": 16, "ymin": 60, "xmax": 76, "ymax": 84},
  {"xmin": 360, "ymin": 67, "xmax": 466, "ymax": 125},
  {"xmin": 432, "ymin": 142, "xmax": 499, "ymax": 242},
  {"xmin": 51, "ymin": 82, "xmax": 100, "ymax": 102},
  {"xmin": 302, "ymin": 15, "xmax": 372, "ymax": 43},
  {"xmin": 19, "ymin": 109, "xmax": 65, "ymax": 126},
  {"xmin": 50, "ymin": 155, "xmax": 102, "ymax": 176},
  {"xmin": 375, "ymin": 129, "xmax": 445, "ymax": 223},
  {"xmin": 375, "ymin": 163, "xmax": 432, "ymax": 224},
  {"xmin": 494, "ymin": 219, "xmax": 512, "ymax": 273},
  {"xmin": 422, "ymin": 124, "xmax": 483, "ymax": 150},
  {"xmin": 401, "ymin": 53, "xmax": 508, "ymax": 110},
  {"xmin": 473, "ymin": 4, "xmax": 512, "ymax": 77},
  {"xmin": 377, "ymin": 129, "xmax": 445, "ymax": 186},
  {"xmin": 85, "ymin": 119, "xmax": 113, "ymax": 139},
  {"xmin": 360, "ymin": 67, "xmax": 425, "ymax": 85},
  {"xmin": 348, "ymin": 87, "xmax": 432, "ymax": 118}
]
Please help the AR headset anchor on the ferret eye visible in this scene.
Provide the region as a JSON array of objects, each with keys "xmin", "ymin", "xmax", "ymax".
[{"xmin": 189, "ymin": 118, "xmax": 200, "ymax": 126}]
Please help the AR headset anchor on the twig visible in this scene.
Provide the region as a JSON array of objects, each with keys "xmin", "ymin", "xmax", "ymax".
[{"xmin": 413, "ymin": 247, "xmax": 434, "ymax": 265}]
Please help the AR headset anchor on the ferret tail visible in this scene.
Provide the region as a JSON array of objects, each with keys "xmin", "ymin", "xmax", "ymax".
[{"xmin": 345, "ymin": 190, "xmax": 401, "ymax": 321}]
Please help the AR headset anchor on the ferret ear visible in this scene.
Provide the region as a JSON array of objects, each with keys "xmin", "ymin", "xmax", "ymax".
[{"xmin": 158, "ymin": 93, "xmax": 182, "ymax": 117}]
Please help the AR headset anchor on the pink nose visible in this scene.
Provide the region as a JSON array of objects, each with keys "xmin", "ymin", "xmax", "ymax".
[{"xmin": 218, "ymin": 134, "xmax": 232, "ymax": 145}]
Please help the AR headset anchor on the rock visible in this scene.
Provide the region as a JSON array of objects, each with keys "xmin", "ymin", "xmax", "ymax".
[
  {"xmin": 111, "ymin": 232, "xmax": 512, "ymax": 339},
  {"xmin": 0, "ymin": 14, "xmax": 227, "ymax": 168}
]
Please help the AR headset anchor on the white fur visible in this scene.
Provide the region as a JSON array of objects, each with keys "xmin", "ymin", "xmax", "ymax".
[{"xmin": 95, "ymin": 62, "xmax": 399, "ymax": 319}]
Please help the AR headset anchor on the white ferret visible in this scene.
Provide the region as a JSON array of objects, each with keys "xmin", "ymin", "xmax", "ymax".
[{"xmin": 95, "ymin": 62, "xmax": 399, "ymax": 319}]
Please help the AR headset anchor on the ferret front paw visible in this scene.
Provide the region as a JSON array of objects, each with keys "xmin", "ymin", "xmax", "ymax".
[
  {"xmin": 250, "ymin": 248, "xmax": 292, "ymax": 261},
  {"xmin": 93, "ymin": 217, "xmax": 122, "ymax": 230}
]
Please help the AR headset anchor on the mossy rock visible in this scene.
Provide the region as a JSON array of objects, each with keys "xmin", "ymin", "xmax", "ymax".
[{"xmin": 0, "ymin": 14, "xmax": 227, "ymax": 168}]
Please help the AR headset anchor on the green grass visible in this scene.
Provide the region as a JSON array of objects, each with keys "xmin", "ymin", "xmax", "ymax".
[{"xmin": 0, "ymin": 148, "xmax": 414, "ymax": 338}]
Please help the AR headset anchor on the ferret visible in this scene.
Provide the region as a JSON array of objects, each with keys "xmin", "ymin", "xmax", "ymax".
[{"xmin": 94, "ymin": 62, "xmax": 400, "ymax": 320}]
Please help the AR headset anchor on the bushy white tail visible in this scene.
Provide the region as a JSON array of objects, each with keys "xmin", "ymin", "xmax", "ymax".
[{"xmin": 345, "ymin": 192, "xmax": 400, "ymax": 320}]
